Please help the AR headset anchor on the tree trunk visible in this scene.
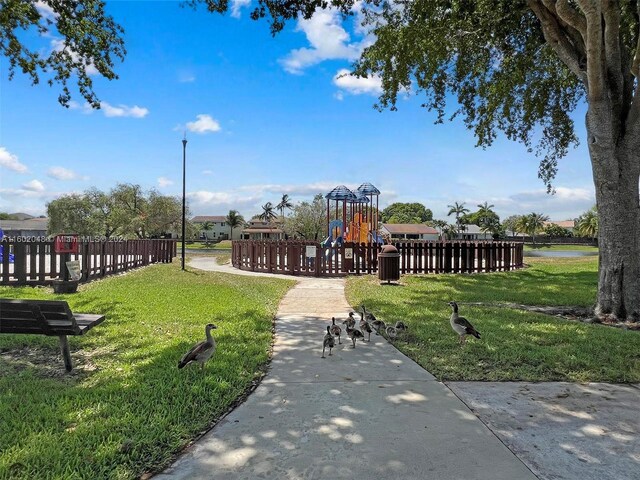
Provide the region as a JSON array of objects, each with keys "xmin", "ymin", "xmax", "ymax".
[{"xmin": 587, "ymin": 105, "xmax": 640, "ymax": 322}]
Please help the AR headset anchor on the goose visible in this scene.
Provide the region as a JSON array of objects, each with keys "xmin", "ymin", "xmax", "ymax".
[
  {"xmin": 386, "ymin": 325, "xmax": 398, "ymax": 339},
  {"xmin": 395, "ymin": 321, "xmax": 408, "ymax": 332},
  {"xmin": 345, "ymin": 312, "xmax": 357, "ymax": 329},
  {"xmin": 448, "ymin": 302, "xmax": 481, "ymax": 345},
  {"xmin": 330, "ymin": 317, "xmax": 342, "ymax": 344},
  {"xmin": 345, "ymin": 324, "xmax": 364, "ymax": 348},
  {"xmin": 359, "ymin": 316, "xmax": 373, "ymax": 342},
  {"xmin": 361, "ymin": 305, "xmax": 385, "ymax": 334},
  {"xmin": 178, "ymin": 323, "xmax": 217, "ymax": 370},
  {"xmin": 322, "ymin": 326, "xmax": 335, "ymax": 358}
]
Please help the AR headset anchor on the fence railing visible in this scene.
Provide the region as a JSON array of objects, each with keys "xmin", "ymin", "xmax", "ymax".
[
  {"xmin": 232, "ymin": 240, "xmax": 523, "ymax": 277},
  {"xmin": 0, "ymin": 239, "xmax": 177, "ymax": 286}
]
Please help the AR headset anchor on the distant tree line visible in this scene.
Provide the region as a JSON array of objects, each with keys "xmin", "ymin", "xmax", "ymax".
[{"xmin": 46, "ymin": 184, "xmax": 189, "ymax": 238}]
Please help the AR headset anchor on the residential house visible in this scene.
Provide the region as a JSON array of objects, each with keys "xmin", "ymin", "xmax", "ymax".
[
  {"xmin": 380, "ymin": 223, "xmax": 440, "ymax": 241},
  {"xmin": 456, "ymin": 224, "xmax": 493, "ymax": 240},
  {"xmin": 543, "ymin": 220, "xmax": 576, "ymax": 233},
  {"xmin": 241, "ymin": 220, "xmax": 285, "ymax": 240},
  {"xmin": 191, "ymin": 215, "xmax": 243, "ymax": 241},
  {"xmin": 0, "ymin": 217, "xmax": 49, "ymax": 239}
]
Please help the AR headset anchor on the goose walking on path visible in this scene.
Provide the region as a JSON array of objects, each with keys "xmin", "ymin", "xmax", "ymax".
[
  {"xmin": 330, "ymin": 317, "xmax": 342, "ymax": 344},
  {"xmin": 322, "ymin": 326, "xmax": 335, "ymax": 358},
  {"xmin": 362, "ymin": 305, "xmax": 385, "ymax": 334},
  {"xmin": 344, "ymin": 324, "xmax": 364, "ymax": 348},
  {"xmin": 178, "ymin": 323, "xmax": 217, "ymax": 370},
  {"xmin": 359, "ymin": 316, "xmax": 373, "ymax": 342},
  {"xmin": 448, "ymin": 302, "xmax": 481, "ymax": 345}
]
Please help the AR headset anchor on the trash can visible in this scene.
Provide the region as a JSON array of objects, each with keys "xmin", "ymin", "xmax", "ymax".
[{"xmin": 378, "ymin": 244, "xmax": 400, "ymax": 283}]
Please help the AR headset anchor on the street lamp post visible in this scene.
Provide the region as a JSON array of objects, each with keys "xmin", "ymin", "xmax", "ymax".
[{"xmin": 181, "ymin": 134, "xmax": 187, "ymax": 270}]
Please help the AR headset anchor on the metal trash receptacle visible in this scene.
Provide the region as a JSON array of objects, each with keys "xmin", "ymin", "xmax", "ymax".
[{"xmin": 378, "ymin": 244, "xmax": 400, "ymax": 283}]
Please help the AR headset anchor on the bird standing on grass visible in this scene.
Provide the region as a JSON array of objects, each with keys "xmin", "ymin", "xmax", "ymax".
[
  {"xmin": 178, "ymin": 323, "xmax": 217, "ymax": 370},
  {"xmin": 448, "ymin": 302, "xmax": 481, "ymax": 345},
  {"xmin": 322, "ymin": 326, "xmax": 335, "ymax": 358},
  {"xmin": 330, "ymin": 317, "xmax": 342, "ymax": 344}
]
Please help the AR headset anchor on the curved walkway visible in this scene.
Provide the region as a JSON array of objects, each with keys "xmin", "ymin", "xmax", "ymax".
[{"xmin": 156, "ymin": 257, "xmax": 535, "ymax": 479}]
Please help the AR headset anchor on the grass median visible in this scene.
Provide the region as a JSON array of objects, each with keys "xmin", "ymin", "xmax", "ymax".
[
  {"xmin": 0, "ymin": 263, "xmax": 293, "ymax": 479},
  {"xmin": 346, "ymin": 257, "xmax": 640, "ymax": 382}
]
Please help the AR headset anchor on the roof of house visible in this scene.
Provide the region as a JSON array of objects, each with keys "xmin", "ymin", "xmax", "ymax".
[
  {"xmin": 381, "ymin": 224, "xmax": 439, "ymax": 235},
  {"xmin": 191, "ymin": 216, "xmax": 227, "ymax": 223},
  {"xmin": 544, "ymin": 220, "xmax": 576, "ymax": 229},
  {"xmin": 0, "ymin": 218, "xmax": 49, "ymax": 231}
]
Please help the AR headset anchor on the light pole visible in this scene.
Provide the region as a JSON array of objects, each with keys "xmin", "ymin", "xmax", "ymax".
[{"xmin": 181, "ymin": 134, "xmax": 187, "ymax": 270}]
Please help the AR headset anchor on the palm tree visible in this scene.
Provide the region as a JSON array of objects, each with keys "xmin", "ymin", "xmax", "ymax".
[
  {"xmin": 200, "ymin": 221, "xmax": 213, "ymax": 246},
  {"xmin": 276, "ymin": 194, "xmax": 293, "ymax": 221},
  {"xmin": 524, "ymin": 212, "xmax": 549, "ymax": 244},
  {"xmin": 575, "ymin": 206, "xmax": 598, "ymax": 239},
  {"xmin": 258, "ymin": 202, "xmax": 277, "ymax": 223},
  {"xmin": 476, "ymin": 201, "xmax": 496, "ymax": 227},
  {"xmin": 226, "ymin": 210, "xmax": 245, "ymax": 240},
  {"xmin": 447, "ymin": 201, "xmax": 469, "ymax": 231},
  {"xmin": 428, "ymin": 219, "xmax": 448, "ymax": 235}
]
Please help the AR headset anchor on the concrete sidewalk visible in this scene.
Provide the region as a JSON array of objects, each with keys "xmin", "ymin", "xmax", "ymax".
[{"xmin": 156, "ymin": 259, "xmax": 536, "ymax": 479}]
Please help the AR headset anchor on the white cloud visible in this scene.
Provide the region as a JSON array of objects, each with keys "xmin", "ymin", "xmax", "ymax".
[
  {"xmin": 22, "ymin": 179, "xmax": 45, "ymax": 192},
  {"xmin": 178, "ymin": 71, "xmax": 196, "ymax": 83},
  {"xmin": 158, "ymin": 177, "xmax": 174, "ymax": 188},
  {"xmin": 50, "ymin": 38, "xmax": 98, "ymax": 75},
  {"xmin": 35, "ymin": 1, "xmax": 58, "ymax": 20},
  {"xmin": 333, "ymin": 68, "xmax": 382, "ymax": 96},
  {"xmin": 230, "ymin": 0, "xmax": 252, "ymax": 18},
  {"xmin": 0, "ymin": 147, "xmax": 28, "ymax": 173},
  {"xmin": 280, "ymin": 9, "xmax": 362, "ymax": 74},
  {"xmin": 185, "ymin": 114, "xmax": 221, "ymax": 134},
  {"xmin": 202, "ymin": 170, "xmax": 213, "ymax": 175},
  {"xmin": 100, "ymin": 102, "xmax": 149, "ymax": 118},
  {"xmin": 47, "ymin": 166, "xmax": 83, "ymax": 180}
]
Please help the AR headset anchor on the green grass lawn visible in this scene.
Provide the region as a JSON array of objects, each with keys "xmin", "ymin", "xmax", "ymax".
[
  {"xmin": 184, "ymin": 240, "xmax": 232, "ymax": 250},
  {"xmin": 346, "ymin": 257, "xmax": 640, "ymax": 383},
  {"xmin": 524, "ymin": 243, "xmax": 598, "ymax": 251},
  {"xmin": 0, "ymin": 263, "xmax": 293, "ymax": 479}
]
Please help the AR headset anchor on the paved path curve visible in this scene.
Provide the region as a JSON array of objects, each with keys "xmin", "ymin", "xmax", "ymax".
[{"xmin": 156, "ymin": 258, "xmax": 536, "ymax": 480}]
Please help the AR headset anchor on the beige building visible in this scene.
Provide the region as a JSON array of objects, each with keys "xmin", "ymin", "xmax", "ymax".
[
  {"xmin": 191, "ymin": 216, "xmax": 243, "ymax": 241},
  {"xmin": 380, "ymin": 224, "xmax": 440, "ymax": 241}
]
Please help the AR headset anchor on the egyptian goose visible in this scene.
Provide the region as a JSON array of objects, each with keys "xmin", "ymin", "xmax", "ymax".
[
  {"xmin": 361, "ymin": 305, "xmax": 385, "ymax": 334},
  {"xmin": 386, "ymin": 325, "xmax": 398, "ymax": 339},
  {"xmin": 178, "ymin": 323, "xmax": 217, "ymax": 370},
  {"xmin": 448, "ymin": 302, "xmax": 481, "ymax": 345},
  {"xmin": 395, "ymin": 321, "xmax": 408, "ymax": 332},
  {"xmin": 322, "ymin": 326, "xmax": 335, "ymax": 358},
  {"xmin": 330, "ymin": 317, "xmax": 342, "ymax": 344},
  {"xmin": 345, "ymin": 312, "xmax": 357, "ymax": 329},
  {"xmin": 359, "ymin": 316, "xmax": 373, "ymax": 342},
  {"xmin": 344, "ymin": 323, "xmax": 364, "ymax": 348}
]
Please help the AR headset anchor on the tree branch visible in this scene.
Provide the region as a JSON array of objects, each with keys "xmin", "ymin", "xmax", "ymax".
[
  {"xmin": 527, "ymin": 0, "xmax": 587, "ymax": 83},
  {"xmin": 602, "ymin": 1, "xmax": 624, "ymax": 100},
  {"xmin": 575, "ymin": 0, "xmax": 605, "ymax": 100},
  {"xmin": 556, "ymin": 0, "xmax": 587, "ymax": 36}
]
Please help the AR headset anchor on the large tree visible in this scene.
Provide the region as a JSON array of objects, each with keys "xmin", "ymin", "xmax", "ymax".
[
  {"xmin": 380, "ymin": 202, "xmax": 433, "ymax": 224},
  {"xmin": 284, "ymin": 194, "xmax": 327, "ymax": 240}
]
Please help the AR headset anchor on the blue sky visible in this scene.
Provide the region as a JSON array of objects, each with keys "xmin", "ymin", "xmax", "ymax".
[{"xmin": 0, "ymin": 0, "xmax": 596, "ymax": 222}]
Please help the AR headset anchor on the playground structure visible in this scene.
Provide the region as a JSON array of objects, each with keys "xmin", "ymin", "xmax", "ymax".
[{"xmin": 322, "ymin": 183, "xmax": 383, "ymax": 248}]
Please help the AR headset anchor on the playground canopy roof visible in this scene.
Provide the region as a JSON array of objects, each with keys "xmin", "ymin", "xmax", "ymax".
[
  {"xmin": 357, "ymin": 183, "xmax": 381, "ymax": 195},
  {"xmin": 325, "ymin": 185, "xmax": 357, "ymax": 201},
  {"xmin": 353, "ymin": 192, "xmax": 370, "ymax": 203}
]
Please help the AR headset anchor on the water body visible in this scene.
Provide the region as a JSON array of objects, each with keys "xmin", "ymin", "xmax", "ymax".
[{"xmin": 524, "ymin": 250, "xmax": 598, "ymax": 258}]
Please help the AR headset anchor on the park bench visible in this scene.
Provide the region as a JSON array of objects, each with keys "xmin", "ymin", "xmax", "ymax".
[{"xmin": 0, "ymin": 299, "xmax": 105, "ymax": 372}]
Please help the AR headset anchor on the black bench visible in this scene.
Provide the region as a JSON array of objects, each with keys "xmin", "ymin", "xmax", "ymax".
[{"xmin": 0, "ymin": 299, "xmax": 105, "ymax": 371}]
